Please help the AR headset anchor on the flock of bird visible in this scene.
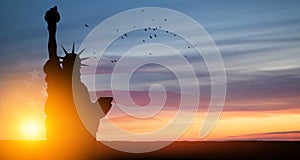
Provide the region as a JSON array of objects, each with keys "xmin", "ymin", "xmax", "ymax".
[
  {"xmin": 84, "ymin": 9, "xmax": 196, "ymax": 66},
  {"xmin": 88, "ymin": 16, "xmax": 193, "ymax": 64}
]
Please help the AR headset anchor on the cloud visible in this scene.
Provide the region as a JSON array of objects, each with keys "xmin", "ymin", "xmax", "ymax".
[{"xmin": 222, "ymin": 130, "xmax": 300, "ymax": 141}]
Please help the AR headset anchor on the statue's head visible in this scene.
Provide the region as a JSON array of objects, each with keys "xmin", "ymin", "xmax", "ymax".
[{"xmin": 60, "ymin": 43, "xmax": 87, "ymax": 74}]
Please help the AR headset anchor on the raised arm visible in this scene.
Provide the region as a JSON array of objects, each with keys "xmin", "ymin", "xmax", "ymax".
[{"xmin": 44, "ymin": 6, "xmax": 60, "ymax": 60}]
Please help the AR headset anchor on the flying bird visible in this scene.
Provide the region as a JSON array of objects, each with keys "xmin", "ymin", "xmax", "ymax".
[
  {"xmin": 154, "ymin": 34, "xmax": 157, "ymax": 37},
  {"xmin": 84, "ymin": 24, "xmax": 89, "ymax": 27}
]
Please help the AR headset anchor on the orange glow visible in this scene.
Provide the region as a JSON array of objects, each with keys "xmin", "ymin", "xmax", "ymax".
[
  {"xmin": 181, "ymin": 110, "xmax": 300, "ymax": 140},
  {"xmin": 1, "ymin": 74, "xmax": 300, "ymax": 141},
  {"xmin": 21, "ymin": 120, "xmax": 40, "ymax": 139},
  {"xmin": 99, "ymin": 109, "xmax": 300, "ymax": 141},
  {"xmin": 19, "ymin": 118, "xmax": 45, "ymax": 140}
]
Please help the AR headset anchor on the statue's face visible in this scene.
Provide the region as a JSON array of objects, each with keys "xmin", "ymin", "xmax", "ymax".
[{"xmin": 60, "ymin": 45, "xmax": 85, "ymax": 72}]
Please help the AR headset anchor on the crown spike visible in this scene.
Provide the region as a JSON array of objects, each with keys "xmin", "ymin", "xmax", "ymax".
[
  {"xmin": 81, "ymin": 63, "xmax": 89, "ymax": 67},
  {"xmin": 61, "ymin": 45, "xmax": 69, "ymax": 55},
  {"xmin": 72, "ymin": 42, "xmax": 75, "ymax": 54},
  {"xmin": 81, "ymin": 57, "xmax": 90, "ymax": 61},
  {"xmin": 78, "ymin": 48, "xmax": 86, "ymax": 56}
]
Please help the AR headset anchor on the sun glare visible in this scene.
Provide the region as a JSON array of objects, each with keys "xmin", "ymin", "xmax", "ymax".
[{"xmin": 21, "ymin": 119, "xmax": 42, "ymax": 140}]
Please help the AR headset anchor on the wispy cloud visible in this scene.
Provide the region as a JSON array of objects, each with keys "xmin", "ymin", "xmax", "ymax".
[{"xmin": 221, "ymin": 130, "xmax": 300, "ymax": 141}]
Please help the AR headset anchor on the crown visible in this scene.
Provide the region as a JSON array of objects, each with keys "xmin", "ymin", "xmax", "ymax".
[{"xmin": 58, "ymin": 43, "xmax": 89, "ymax": 67}]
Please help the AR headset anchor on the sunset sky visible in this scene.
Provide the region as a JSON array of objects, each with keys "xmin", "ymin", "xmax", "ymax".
[{"xmin": 0, "ymin": 0, "xmax": 300, "ymax": 141}]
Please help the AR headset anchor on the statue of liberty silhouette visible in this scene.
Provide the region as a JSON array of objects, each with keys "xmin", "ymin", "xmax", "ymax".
[{"xmin": 43, "ymin": 6, "xmax": 112, "ymax": 158}]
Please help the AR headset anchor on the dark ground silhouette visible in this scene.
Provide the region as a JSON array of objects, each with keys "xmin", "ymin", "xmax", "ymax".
[{"xmin": 1, "ymin": 141, "xmax": 300, "ymax": 160}]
